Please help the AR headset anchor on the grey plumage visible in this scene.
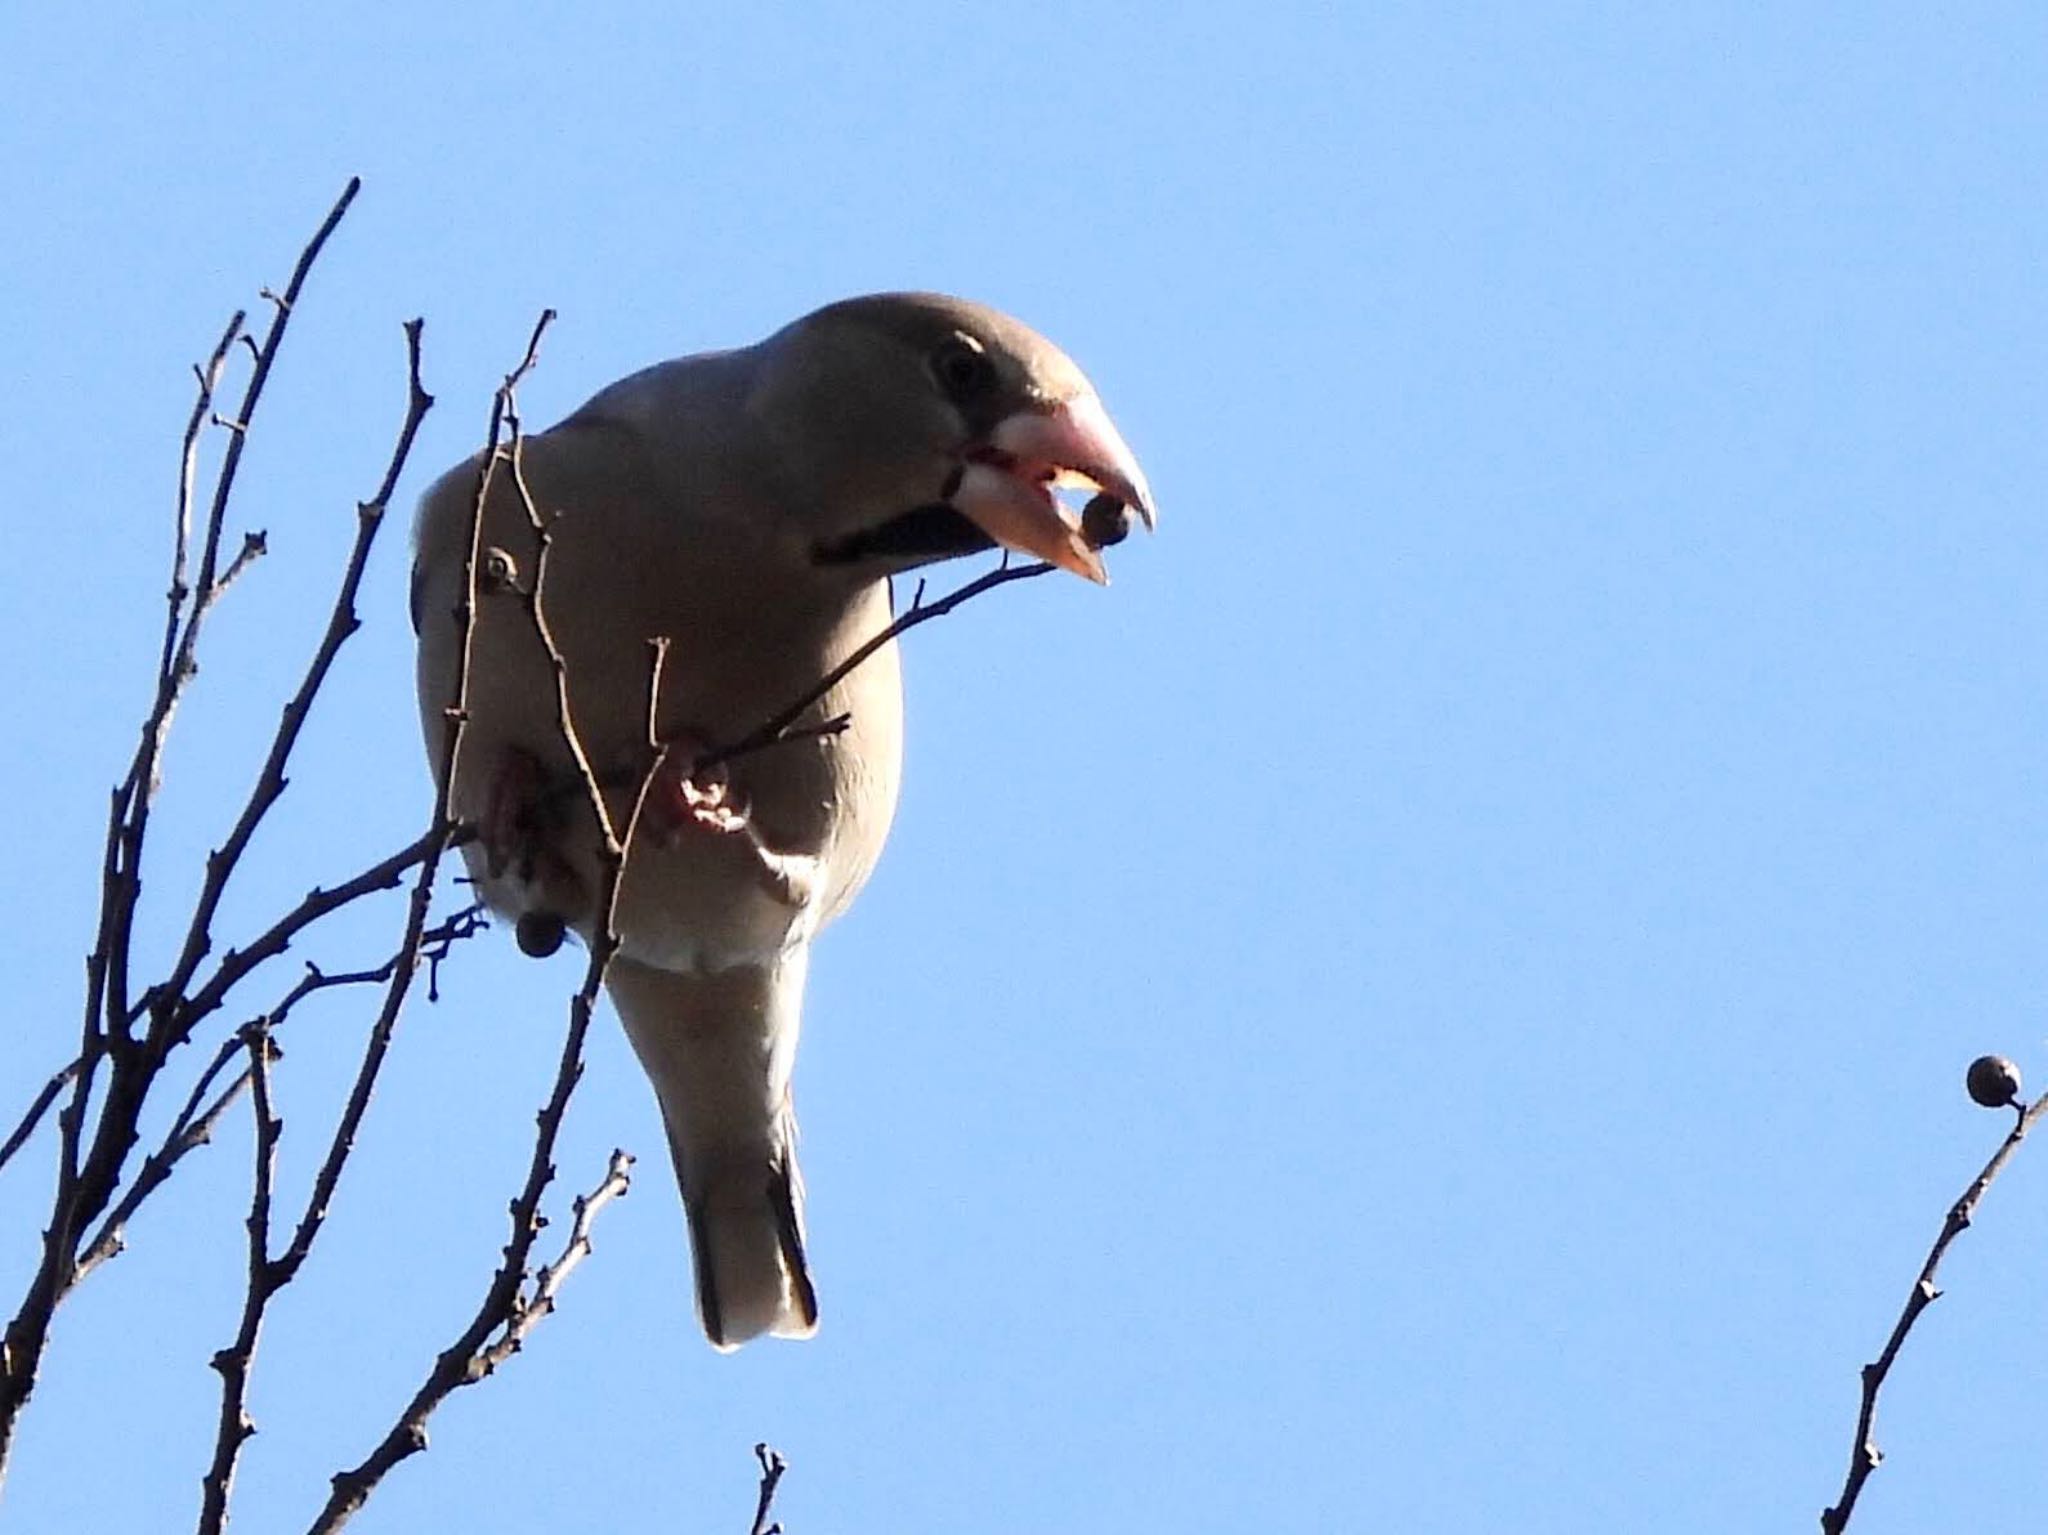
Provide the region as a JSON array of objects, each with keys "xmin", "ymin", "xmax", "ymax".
[{"xmin": 413, "ymin": 293, "xmax": 1151, "ymax": 1347}]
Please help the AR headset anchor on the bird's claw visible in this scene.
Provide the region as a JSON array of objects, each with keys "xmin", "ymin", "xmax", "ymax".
[
  {"xmin": 480, "ymin": 747, "xmax": 547, "ymax": 879},
  {"xmin": 643, "ymin": 730, "xmax": 818, "ymax": 909},
  {"xmin": 649, "ymin": 731, "xmax": 752, "ymax": 840},
  {"xmin": 478, "ymin": 746, "xmax": 590, "ymax": 937}
]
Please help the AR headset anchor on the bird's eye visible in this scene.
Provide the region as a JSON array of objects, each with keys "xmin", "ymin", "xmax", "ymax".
[{"xmin": 929, "ymin": 335, "xmax": 996, "ymax": 401}]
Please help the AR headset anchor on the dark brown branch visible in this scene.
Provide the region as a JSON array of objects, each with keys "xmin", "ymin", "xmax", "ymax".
[
  {"xmin": 183, "ymin": 182, "xmax": 359, "ymax": 653},
  {"xmin": 1821, "ymin": 1086, "xmax": 2048, "ymax": 1532},
  {"xmin": 473, "ymin": 1148, "xmax": 634, "ymax": 1375},
  {"xmin": 110, "ymin": 180, "xmax": 364, "ymax": 1038},
  {"xmin": 74, "ymin": 903, "xmax": 487, "ymax": 1285},
  {"xmin": 67, "ymin": 308, "xmax": 433, "ymax": 1292},
  {"xmin": 307, "ymin": 915, "xmax": 632, "ymax": 1533},
  {"xmin": 241, "ymin": 313, "xmax": 546, "ymax": 1361},
  {"xmin": 73, "ymin": 1054, "xmax": 252, "ymax": 1284},
  {"xmin": 307, "ymin": 538, "xmax": 659, "ymax": 1534},
  {"xmin": 169, "ymin": 310, "xmax": 468, "ymax": 1531},
  {"xmin": 197, "ymin": 1025, "xmax": 282, "ymax": 1535},
  {"xmin": 80, "ymin": 308, "xmax": 241, "ymax": 1174},
  {"xmin": 0, "ymin": 1062, "xmax": 80, "ymax": 1181},
  {"xmin": 166, "ymin": 824, "xmax": 458, "ymax": 1047},
  {"xmin": 0, "ymin": 180, "xmax": 368, "ymax": 1485},
  {"xmin": 146, "ymin": 311, "xmax": 431, "ymax": 1055},
  {"xmin": 269, "ymin": 859, "xmax": 466, "ymax": 1290},
  {"xmin": 264, "ymin": 317, "xmax": 536, "ymax": 1319}
]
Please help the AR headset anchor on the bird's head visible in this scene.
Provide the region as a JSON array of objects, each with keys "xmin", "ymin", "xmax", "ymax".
[{"xmin": 749, "ymin": 292, "xmax": 1154, "ymax": 584}]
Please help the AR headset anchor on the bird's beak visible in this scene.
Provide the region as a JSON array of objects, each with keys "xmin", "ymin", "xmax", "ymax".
[{"xmin": 953, "ymin": 393, "xmax": 1156, "ymax": 584}]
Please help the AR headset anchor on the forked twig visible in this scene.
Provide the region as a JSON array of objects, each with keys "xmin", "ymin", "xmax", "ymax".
[
  {"xmin": 307, "ymin": 315, "xmax": 644, "ymax": 1535},
  {"xmin": 197, "ymin": 1025, "xmax": 281, "ymax": 1535},
  {"xmin": 0, "ymin": 178, "xmax": 371, "ymax": 1484}
]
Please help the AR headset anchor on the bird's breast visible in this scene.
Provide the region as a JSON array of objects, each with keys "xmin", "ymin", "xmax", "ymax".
[{"xmin": 427, "ymin": 454, "xmax": 905, "ymax": 974}]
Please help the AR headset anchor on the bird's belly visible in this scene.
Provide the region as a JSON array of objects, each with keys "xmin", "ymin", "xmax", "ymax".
[
  {"xmin": 612, "ymin": 836, "xmax": 809, "ymax": 973},
  {"xmin": 424, "ymin": 481, "xmax": 903, "ymax": 978}
]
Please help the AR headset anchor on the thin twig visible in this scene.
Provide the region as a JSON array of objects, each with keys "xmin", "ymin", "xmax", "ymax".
[
  {"xmin": 73, "ymin": 1057, "xmax": 253, "ymax": 1284},
  {"xmin": 0, "ymin": 180, "xmax": 367, "ymax": 1484},
  {"xmin": 268, "ymin": 872, "xmax": 468, "ymax": 1289},
  {"xmin": 74, "ymin": 903, "xmax": 487, "ymax": 1284},
  {"xmin": 197, "ymin": 1025, "xmax": 282, "ymax": 1535},
  {"xmin": 749, "ymin": 1443, "xmax": 789, "ymax": 1535},
  {"xmin": 110, "ymin": 179, "xmax": 362, "ymax": 1039},
  {"xmin": 208, "ymin": 529, "xmax": 270, "ymax": 603},
  {"xmin": 439, "ymin": 308, "xmax": 555, "ymax": 847},
  {"xmin": 158, "ymin": 313, "xmax": 465, "ymax": 1532},
  {"xmin": 700, "ymin": 557, "xmax": 1055, "ymax": 774},
  {"xmin": 81, "ymin": 307, "xmax": 240, "ymax": 1188},
  {"xmin": 307, "ymin": 585, "xmax": 662, "ymax": 1535},
  {"xmin": 162, "ymin": 311, "xmax": 247, "ymax": 688},
  {"xmin": 263, "ymin": 316, "xmax": 536, "ymax": 1318},
  {"xmin": 145, "ymin": 311, "xmax": 431, "ymax": 1054},
  {"xmin": 167, "ymin": 824, "xmax": 463, "ymax": 1045},
  {"xmin": 502, "ymin": 347, "xmax": 628, "ymax": 856},
  {"xmin": 307, "ymin": 909, "xmax": 628, "ymax": 1532},
  {"xmin": 474, "ymin": 1149, "xmax": 634, "ymax": 1375},
  {"xmin": 76, "ymin": 308, "xmax": 433, "ymax": 1280},
  {"xmin": 0, "ymin": 1062, "xmax": 81, "ymax": 1180},
  {"xmin": 1821, "ymin": 1089, "xmax": 2048, "ymax": 1532}
]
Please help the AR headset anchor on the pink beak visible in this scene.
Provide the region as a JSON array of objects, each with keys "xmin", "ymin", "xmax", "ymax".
[{"xmin": 952, "ymin": 392, "xmax": 1155, "ymax": 584}]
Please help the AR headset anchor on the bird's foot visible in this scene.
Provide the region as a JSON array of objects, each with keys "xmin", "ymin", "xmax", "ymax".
[
  {"xmin": 480, "ymin": 746, "xmax": 547, "ymax": 879},
  {"xmin": 648, "ymin": 730, "xmax": 752, "ymax": 838},
  {"xmin": 477, "ymin": 745, "xmax": 589, "ymax": 933},
  {"xmin": 645, "ymin": 731, "xmax": 820, "ymax": 911}
]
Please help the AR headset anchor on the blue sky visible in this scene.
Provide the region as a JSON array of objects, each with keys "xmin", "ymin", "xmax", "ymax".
[{"xmin": 2, "ymin": 4, "xmax": 2044, "ymax": 1531}]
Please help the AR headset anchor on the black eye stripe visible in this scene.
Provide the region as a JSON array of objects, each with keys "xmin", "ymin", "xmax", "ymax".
[{"xmin": 812, "ymin": 504, "xmax": 995, "ymax": 567}]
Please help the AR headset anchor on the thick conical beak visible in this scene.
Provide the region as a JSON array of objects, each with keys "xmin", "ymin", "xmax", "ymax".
[{"xmin": 952, "ymin": 393, "xmax": 1156, "ymax": 584}]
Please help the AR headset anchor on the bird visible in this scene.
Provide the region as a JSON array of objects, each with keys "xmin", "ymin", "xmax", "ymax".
[{"xmin": 411, "ymin": 293, "xmax": 1153, "ymax": 1349}]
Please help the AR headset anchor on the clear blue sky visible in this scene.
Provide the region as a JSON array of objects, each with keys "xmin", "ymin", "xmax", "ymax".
[{"xmin": 2, "ymin": 5, "xmax": 2043, "ymax": 1531}]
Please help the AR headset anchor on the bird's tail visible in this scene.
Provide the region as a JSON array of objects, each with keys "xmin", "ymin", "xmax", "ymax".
[
  {"xmin": 679, "ymin": 1111, "xmax": 817, "ymax": 1349},
  {"xmin": 606, "ymin": 953, "xmax": 819, "ymax": 1350}
]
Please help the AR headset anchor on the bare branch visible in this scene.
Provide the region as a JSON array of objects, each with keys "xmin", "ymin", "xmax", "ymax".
[
  {"xmin": 146, "ymin": 310, "xmax": 432, "ymax": 1053},
  {"xmin": 749, "ymin": 1444, "xmax": 789, "ymax": 1535},
  {"xmin": 74, "ymin": 902, "xmax": 486, "ymax": 1284},
  {"xmin": 167, "ymin": 824, "xmax": 459, "ymax": 1049},
  {"xmin": 1821, "ymin": 1084, "xmax": 2048, "ymax": 1532},
  {"xmin": 103, "ymin": 178, "xmax": 364, "ymax": 1048},
  {"xmin": 306, "ymin": 978, "xmax": 632, "ymax": 1535},
  {"xmin": 0, "ymin": 181, "xmax": 393, "ymax": 1482},
  {"xmin": 308, "ymin": 414, "xmax": 657, "ymax": 1527},
  {"xmin": 197, "ymin": 1025, "xmax": 282, "ymax": 1535},
  {"xmin": 73, "ymin": 1055, "xmax": 252, "ymax": 1284},
  {"xmin": 502, "ymin": 350, "xmax": 630, "ymax": 857},
  {"xmin": 0, "ymin": 1061, "xmax": 80, "ymax": 1181},
  {"xmin": 700, "ymin": 556, "xmax": 1055, "ymax": 774},
  {"xmin": 164, "ymin": 312, "xmax": 246, "ymax": 687},
  {"xmin": 437, "ymin": 309, "xmax": 555, "ymax": 871},
  {"xmin": 268, "ymin": 867, "xmax": 468, "ymax": 1290},
  {"xmin": 208, "ymin": 529, "xmax": 270, "ymax": 604},
  {"xmin": 474, "ymin": 1149, "xmax": 634, "ymax": 1376}
]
